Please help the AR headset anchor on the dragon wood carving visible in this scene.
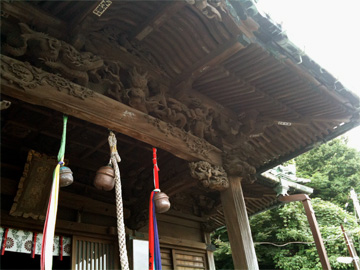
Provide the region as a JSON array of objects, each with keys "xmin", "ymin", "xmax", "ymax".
[
  {"xmin": 1, "ymin": 55, "xmax": 94, "ymax": 99},
  {"xmin": 189, "ymin": 161, "xmax": 229, "ymax": 191},
  {"xmin": 3, "ymin": 23, "xmax": 104, "ymax": 86}
]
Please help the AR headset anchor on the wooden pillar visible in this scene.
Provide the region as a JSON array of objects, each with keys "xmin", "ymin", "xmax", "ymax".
[
  {"xmin": 220, "ymin": 176, "xmax": 259, "ymax": 270},
  {"xmin": 302, "ymin": 199, "xmax": 331, "ymax": 270},
  {"xmin": 279, "ymin": 194, "xmax": 331, "ymax": 270},
  {"xmin": 204, "ymin": 233, "xmax": 216, "ymax": 270}
]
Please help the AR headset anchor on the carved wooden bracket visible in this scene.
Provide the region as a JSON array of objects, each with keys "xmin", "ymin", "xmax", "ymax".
[
  {"xmin": 186, "ymin": 0, "xmax": 227, "ymax": 21},
  {"xmin": 189, "ymin": 161, "xmax": 229, "ymax": 191},
  {"xmin": 223, "ymin": 152, "xmax": 257, "ymax": 183},
  {"xmin": 1, "ymin": 100, "xmax": 11, "ymax": 110}
]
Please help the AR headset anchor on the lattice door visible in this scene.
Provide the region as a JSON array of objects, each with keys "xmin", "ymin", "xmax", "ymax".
[{"xmin": 72, "ymin": 236, "xmax": 118, "ymax": 270}]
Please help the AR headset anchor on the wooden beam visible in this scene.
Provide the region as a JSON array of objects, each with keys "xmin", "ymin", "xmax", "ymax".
[
  {"xmin": 130, "ymin": 1, "xmax": 186, "ymax": 41},
  {"xmin": 1, "ymin": 177, "xmax": 129, "ymax": 218},
  {"xmin": 130, "ymin": 230, "xmax": 207, "ymax": 250},
  {"xmin": 173, "ymin": 37, "xmax": 246, "ymax": 85},
  {"xmin": 59, "ymin": 190, "xmax": 130, "ymax": 219},
  {"xmin": 1, "ymin": 1, "xmax": 67, "ymax": 39},
  {"xmin": 1, "ymin": 55, "xmax": 222, "ymax": 165},
  {"xmin": 69, "ymin": 1, "xmax": 101, "ymax": 27},
  {"xmin": 1, "ymin": 210, "xmax": 116, "ymax": 240},
  {"xmin": 220, "ymin": 176, "xmax": 259, "ymax": 270}
]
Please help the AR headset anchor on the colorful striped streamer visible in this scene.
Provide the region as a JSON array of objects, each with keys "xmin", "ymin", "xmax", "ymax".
[
  {"xmin": 1, "ymin": 228, "xmax": 9, "ymax": 255},
  {"xmin": 32, "ymin": 232, "xmax": 37, "ymax": 258},
  {"xmin": 41, "ymin": 115, "xmax": 68, "ymax": 270},
  {"xmin": 149, "ymin": 148, "xmax": 162, "ymax": 270}
]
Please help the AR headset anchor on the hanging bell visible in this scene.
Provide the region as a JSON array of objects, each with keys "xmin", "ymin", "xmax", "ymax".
[
  {"xmin": 59, "ymin": 166, "xmax": 74, "ymax": 187},
  {"xmin": 94, "ymin": 165, "xmax": 115, "ymax": 191},
  {"xmin": 154, "ymin": 192, "xmax": 171, "ymax": 213}
]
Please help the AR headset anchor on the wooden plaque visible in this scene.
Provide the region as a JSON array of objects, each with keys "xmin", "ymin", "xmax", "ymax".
[{"xmin": 10, "ymin": 150, "xmax": 57, "ymax": 220}]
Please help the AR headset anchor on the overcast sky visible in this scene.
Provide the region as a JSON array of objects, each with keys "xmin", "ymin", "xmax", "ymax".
[{"xmin": 256, "ymin": 0, "xmax": 360, "ymax": 150}]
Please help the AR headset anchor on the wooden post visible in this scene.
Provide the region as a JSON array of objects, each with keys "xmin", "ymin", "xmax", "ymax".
[
  {"xmin": 204, "ymin": 233, "xmax": 216, "ymax": 270},
  {"xmin": 302, "ymin": 199, "xmax": 331, "ymax": 270},
  {"xmin": 340, "ymin": 224, "xmax": 360, "ymax": 270},
  {"xmin": 350, "ymin": 189, "xmax": 360, "ymax": 223},
  {"xmin": 279, "ymin": 195, "xmax": 331, "ymax": 270},
  {"xmin": 220, "ymin": 176, "xmax": 259, "ymax": 270}
]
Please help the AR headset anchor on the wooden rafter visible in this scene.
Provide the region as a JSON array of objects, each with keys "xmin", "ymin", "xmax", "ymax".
[
  {"xmin": 173, "ymin": 37, "xmax": 246, "ymax": 85},
  {"xmin": 69, "ymin": 1, "xmax": 102, "ymax": 27},
  {"xmin": 215, "ymin": 65, "xmax": 304, "ymax": 119},
  {"xmin": 129, "ymin": 1, "xmax": 186, "ymax": 41},
  {"xmin": 1, "ymin": 1, "xmax": 67, "ymax": 39}
]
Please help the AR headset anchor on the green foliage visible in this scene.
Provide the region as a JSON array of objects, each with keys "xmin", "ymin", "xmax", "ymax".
[
  {"xmin": 213, "ymin": 199, "xmax": 359, "ymax": 269},
  {"xmin": 295, "ymin": 137, "xmax": 360, "ymax": 207},
  {"xmin": 251, "ymin": 198, "xmax": 360, "ymax": 270},
  {"xmin": 212, "ymin": 229, "xmax": 234, "ymax": 270},
  {"xmin": 212, "ymin": 137, "xmax": 360, "ymax": 269}
]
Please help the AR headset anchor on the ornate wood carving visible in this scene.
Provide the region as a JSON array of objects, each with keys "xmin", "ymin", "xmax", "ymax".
[
  {"xmin": 189, "ymin": 161, "xmax": 229, "ymax": 191},
  {"xmin": 1, "ymin": 21, "xmax": 268, "ymax": 160},
  {"xmin": 3, "ymin": 23, "xmax": 103, "ymax": 87},
  {"xmin": 186, "ymin": 0, "xmax": 227, "ymax": 21},
  {"xmin": 1, "ymin": 21, "xmax": 278, "ymax": 170},
  {"xmin": 223, "ymin": 152, "xmax": 257, "ymax": 183},
  {"xmin": 1, "ymin": 100, "xmax": 11, "ymax": 110},
  {"xmin": 1, "ymin": 55, "xmax": 94, "ymax": 99},
  {"xmin": 1, "ymin": 23, "xmax": 242, "ymax": 149},
  {"xmin": 123, "ymin": 68, "xmax": 149, "ymax": 113},
  {"xmin": 1, "ymin": 54, "xmax": 222, "ymax": 164},
  {"xmin": 144, "ymin": 115, "xmax": 219, "ymax": 158}
]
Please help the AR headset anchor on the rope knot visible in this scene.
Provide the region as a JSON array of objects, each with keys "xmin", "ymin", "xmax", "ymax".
[{"xmin": 108, "ymin": 131, "xmax": 121, "ymax": 163}]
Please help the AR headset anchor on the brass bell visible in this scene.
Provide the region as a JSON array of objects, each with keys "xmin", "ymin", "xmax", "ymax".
[
  {"xmin": 59, "ymin": 166, "xmax": 73, "ymax": 187},
  {"xmin": 154, "ymin": 192, "xmax": 171, "ymax": 213},
  {"xmin": 94, "ymin": 165, "xmax": 115, "ymax": 191}
]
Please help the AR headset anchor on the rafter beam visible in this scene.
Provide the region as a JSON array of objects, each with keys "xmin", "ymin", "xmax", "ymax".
[
  {"xmin": 173, "ymin": 36, "xmax": 246, "ymax": 85},
  {"xmin": 217, "ymin": 65, "xmax": 304, "ymax": 119},
  {"xmin": 1, "ymin": 1, "xmax": 67, "ymax": 39},
  {"xmin": 69, "ymin": 1, "xmax": 102, "ymax": 27},
  {"xmin": 129, "ymin": 1, "xmax": 186, "ymax": 41}
]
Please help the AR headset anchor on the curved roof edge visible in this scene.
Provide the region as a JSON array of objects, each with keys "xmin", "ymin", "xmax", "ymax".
[{"xmin": 227, "ymin": 0, "xmax": 360, "ymax": 110}]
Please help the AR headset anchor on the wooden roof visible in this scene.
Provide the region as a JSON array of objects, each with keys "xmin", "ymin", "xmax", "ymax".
[
  {"xmin": 10, "ymin": 0, "xmax": 357, "ymax": 171},
  {"xmin": 1, "ymin": 0, "xmax": 359, "ymax": 231}
]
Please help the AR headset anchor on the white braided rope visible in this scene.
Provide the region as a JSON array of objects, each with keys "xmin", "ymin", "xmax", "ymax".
[{"xmin": 108, "ymin": 131, "xmax": 129, "ymax": 270}]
